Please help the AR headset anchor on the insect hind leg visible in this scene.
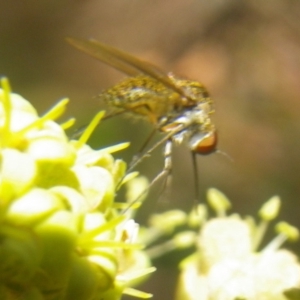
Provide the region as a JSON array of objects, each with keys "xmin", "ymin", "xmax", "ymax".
[
  {"xmin": 153, "ymin": 139, "xmax": 173, "ymax": 205},
  {"xmin": 122, "ymin": 139, "xmax": 173, "ymax": 213},
  {"xmin": 148, "ymin": 138, "xmax": 173, "ymax": 194}
]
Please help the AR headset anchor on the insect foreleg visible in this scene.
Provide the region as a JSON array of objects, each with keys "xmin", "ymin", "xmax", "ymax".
[{"xmin": 126, "ymin": 123, "xmax": 186, "ymax": 173}]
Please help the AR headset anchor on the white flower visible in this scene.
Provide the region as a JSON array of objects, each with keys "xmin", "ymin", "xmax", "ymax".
[{"xmin": 176, "ymin": 189, "xmax": 300, "ymax": 300}]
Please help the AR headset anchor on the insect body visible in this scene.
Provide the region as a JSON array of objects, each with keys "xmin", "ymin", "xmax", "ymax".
[{"xmin": 67, "ymin": 37, "xmax": 217, "ymax": 201}]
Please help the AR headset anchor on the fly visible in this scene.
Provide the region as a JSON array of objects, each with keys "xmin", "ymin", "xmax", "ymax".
[{"xmin": 67, "ymin": 37, "xmax": 217, "ymax": 203}]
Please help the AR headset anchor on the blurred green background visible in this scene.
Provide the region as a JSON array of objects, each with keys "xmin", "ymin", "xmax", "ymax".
[{"xmin": 1, "ymin": 1, "xmax": 300, "ymax": 298}]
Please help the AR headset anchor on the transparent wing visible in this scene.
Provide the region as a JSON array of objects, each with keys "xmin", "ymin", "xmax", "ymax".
[{"xmin": 66, "ymin": 37, "xmax": 190, "ymax": 99}]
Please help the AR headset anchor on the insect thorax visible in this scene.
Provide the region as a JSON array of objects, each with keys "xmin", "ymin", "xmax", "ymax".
[{"xmin": 99, "ymin": 75, "xmax": 212, "ymax": 125}]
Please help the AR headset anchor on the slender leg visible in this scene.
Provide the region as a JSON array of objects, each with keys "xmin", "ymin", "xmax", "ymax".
[
  {"xmin": 123, "ymin": 139, "xmax": 173, "ymax": 212},
  {"xmin": 116, "ymin": 128, "xmax": 158, "ymax": 191},
  {"xmin": 154, "ymin": 139, "xmax": 173, "ymax": 204},
  {"xmin": 191, "ymin": 152, "xmax": 200, "ymax": 206},
  {"xmin": 149, "ymin": 138, "xmax": 173, "ymax": 192},
  {"xmin": 128, "ymin": 128, "xmax": 157, "ymax": 170},
  {"xmin": 126, "ymin": 126, "xmax": 183, "ymax": 173},
  {"xmin": 117, "ymin": 121, "xmax": 184, "ymax": 192},
  {"xmin": 128, "ymin": 116, "xmax": 171, "ymax": 169}
]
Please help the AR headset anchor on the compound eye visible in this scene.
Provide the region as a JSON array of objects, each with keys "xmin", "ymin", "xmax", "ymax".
[{"xmin": 190, "ymin": 131, "xmax": 217, "ymax": 155}]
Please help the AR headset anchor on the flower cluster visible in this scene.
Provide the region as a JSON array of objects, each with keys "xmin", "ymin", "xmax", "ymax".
[
  {"xmin": 178, "ymin": 190, "xmax": 300, "ymax": 300},
  {"xmin": 141, "ymin": 189, "xmax": 300, "ymax": 300},
  {"xmin": 0, "ymin": 78, "xmax": 153, "ymax": 300}
]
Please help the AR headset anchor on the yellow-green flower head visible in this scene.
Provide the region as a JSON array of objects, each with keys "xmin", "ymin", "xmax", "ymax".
[
  {"xmin": 0, "ymin": 78, "xmax": 153, "ymax": 300},
  {"xmin": 176, "ymin": 188, "xmax": 300, "ymax": 300}
]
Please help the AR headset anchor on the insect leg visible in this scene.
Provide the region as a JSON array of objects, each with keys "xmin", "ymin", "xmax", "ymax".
[
  {"xmin": 154, "ymin": 138, "xmax": 173, "ymax": 202},
  {"xmin": 129, "ymin": 128, "xmax": 157, "ymax": 169},
  {"xmin": 126, "ymin": 125, "xmax": 185, "ymax": 173},
  {"xmin": 122, "ymin": 139, "xmax": 173, "ymax": 213},
  {"xmin": 191, "ymin": 152, "xmax": 200, "ymax": 206},
  {"xmin": 150, "ymin": 138, "xmax": 173, "ymax": 192},
  {"xmin": 116, "ymin": 130, "xmax": 174, "ymax": 192}
]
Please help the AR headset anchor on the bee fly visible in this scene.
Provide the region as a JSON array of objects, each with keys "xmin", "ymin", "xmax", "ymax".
[{"xmin": 67, "ymin": 37, "xmax": 217, "ymax": 204}]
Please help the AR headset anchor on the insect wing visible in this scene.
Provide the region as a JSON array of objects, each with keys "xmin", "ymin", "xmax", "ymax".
[
  {"xmin": 67, "ymin": 37, "xmax": 140, "ymax": 77},
  {"xmin": 66, "ymin": 37, "xmax": 190, "ymax": 99}
]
